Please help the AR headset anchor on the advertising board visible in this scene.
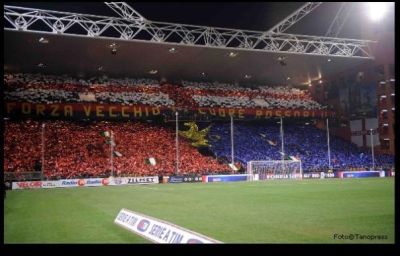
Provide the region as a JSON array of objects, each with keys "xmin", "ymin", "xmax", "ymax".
[{"xmin": 114, "ymin": 208, "xmax": 221, "ymax": 244}]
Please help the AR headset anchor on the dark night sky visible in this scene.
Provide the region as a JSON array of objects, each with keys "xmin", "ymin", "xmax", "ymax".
[
  {"xmin": 7, "ymin": 2, "xmax": 384, "ymax": 39},
  {"xmin": 7, "ymin": 2, "xmax": 304, "ymax": 30},
  {"xmin": 4, "ymin": 2, "xmax": 395, "ymax": 84},
  {"xmin": 5, "ymin": 2, "xmax": 395, "ymax": 41}
]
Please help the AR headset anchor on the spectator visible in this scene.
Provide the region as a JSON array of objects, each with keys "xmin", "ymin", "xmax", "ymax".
[
  {"xmin": 4, "ymin": 119, "xmax": 230, "ymax": 179},
  {"xmin": 5, "ymin": 72, "xmax": 326, "ymax": 110},
  {"xmin": 208, "ymin": 121, "xmax": 394, "ymax": 172}
]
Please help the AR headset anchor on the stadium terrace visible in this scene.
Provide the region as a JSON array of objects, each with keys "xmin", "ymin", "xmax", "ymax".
[{"xmin": 3, "ymin": 2, "xmax": 395, "ymax": 245}]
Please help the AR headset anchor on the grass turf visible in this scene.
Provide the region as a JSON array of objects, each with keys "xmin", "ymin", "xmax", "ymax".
[{"xmin": 4, "ymin": 177, "xmax": 394, "ymax": 243}]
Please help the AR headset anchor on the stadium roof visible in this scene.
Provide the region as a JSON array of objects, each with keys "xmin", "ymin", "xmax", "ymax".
[{"xmin": 4, "ymin": 2, "xmax": 382, "ymax": 86}]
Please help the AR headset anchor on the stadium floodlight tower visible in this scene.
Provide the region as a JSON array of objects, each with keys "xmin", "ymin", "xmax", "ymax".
[
  {"xmin": 104, "ymin": 2, "xmax": 146, "ymax": 22},
  {"xmin": 325, "ymin": 2, "xmax": 354, "ymax": 37},
  {"xmin": 265, "ymin": 2, "xmax": 322, "ymax": 34}
]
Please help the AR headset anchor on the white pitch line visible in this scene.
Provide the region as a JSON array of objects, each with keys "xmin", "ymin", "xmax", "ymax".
[{"xmin": 140, "ymin": 186, "xmax": 159, "ymax": 190}]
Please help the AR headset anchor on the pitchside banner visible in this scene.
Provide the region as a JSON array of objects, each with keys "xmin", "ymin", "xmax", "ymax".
[
  {"xmin": 114, "ymin": 208, "xmax": 221, "ymax": 244},
  {"xmin": 256, "ymin": 174, "xmax": 303, "ymax": 180},
  {"xmin": 302, "ymin": 172, "xmax": 336, "ymax": 179},
  {"xmin": 12, "ymin": 180, "xmax": 42, "ymax": 190},
  {"xmin": 203, "ymin": 174, "xmax": 252, "ymax": 183},
  {"xmin": 109, "ymin": 176, "xmax": 159, "ymax": 185},
  {"xmin": 59, "ymin": 178, "xmax": 110, "ymax": 188},
  {"xmin": 339, "ymin": 171, "xmax": 382, "ymax": 178},
  {"xmin": 5, "ymin": 101, "xmax": 335, "ymax": 119},
  {"xmin": 41, "ymin": 180, "xmax": 61, "ymax": 188},
  {"xmin": 302, "ymin": 173, "xmax": 322, "ymax": 179},
  {"xmin": 168, "ymin": 176, "xmax": 202, "ymax": 183},
  {"xmin": 12, "ymin": 176, "xmax": 158, "ymax": 190}
]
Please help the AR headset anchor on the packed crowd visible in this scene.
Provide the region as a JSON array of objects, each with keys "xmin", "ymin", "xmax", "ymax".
[
  {"xmin": 182, "ymin": 83, "xmax": 326, "ymax": 110},
  {"xmin": 193, "ymin": 95, "xmax": 253, "ymax": 108},
  {"xmin": 95, "ymin": 92, "xmax": 174, "ymax": 107},
  {"xmin": 192, "ymin": 95, "xmax": 323, "ymax": 109},
  {"xmin": 4, "ymin": 73, "xmax": 173, "ymax": 106},
  {"xmin": 4, "ymin": 73, "xmax": 159, "ymax": 88},
  {"xmin": 183, "ymin": 81, "xmax": 324, "ymax": 109},
  {"xmin": 4, "ymin": 119, "xmax": 230, "ymax": 179},
  {"xmin": 208, "ymin": 121, "xmax": 394, "ymax": 172},
  {"xmin": 182, "ymin": 80, "xmax": 246, "ymax": 91},
  {"xmin": 4, "ymin": 119, "xmax": 394, "ymax": 179},
  {"xmin": 4, "ymin": 73, "xmax": 326, "ymax": 110},
  {"xmin": 4, "ymin": 88, "xmax": 79, "ymax": 104}
]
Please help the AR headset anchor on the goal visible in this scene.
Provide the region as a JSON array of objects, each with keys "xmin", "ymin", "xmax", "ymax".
[{"xmin": 247, "ymin": 160, "xmax": 303, "ymax": 180}]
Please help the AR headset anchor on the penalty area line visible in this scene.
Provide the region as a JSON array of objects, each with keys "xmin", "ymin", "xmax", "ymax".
[{"xmin": 140, "ymin": 186, "xmax": 159, "ymax": 190}]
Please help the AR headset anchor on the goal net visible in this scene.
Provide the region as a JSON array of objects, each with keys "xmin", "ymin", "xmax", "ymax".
[{"xmin": 247, "ymin": 160, "xmax": 302, "ymax": 180}]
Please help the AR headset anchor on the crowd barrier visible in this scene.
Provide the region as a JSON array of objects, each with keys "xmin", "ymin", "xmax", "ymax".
[
  {"xmin": 12, "ymin": 176, "xmax": 158, "ymax": 190},
  {"xmin": 338, "ymin": 171, "xmax": 384, "ymax": 179},
  {"xmin": 302, "ymin": 172, "xmax": 336, "ymax": 179},
  {"xmin": 11, "ymin": 171, "xmax": 392, "ymax": 190},
  {"xmin": 201, "ymin": 174, "xmax": 253, "ymax": 183},
  {"xmin": 162, "ymin": 176, "xmax": 203, "ymax": 184}
]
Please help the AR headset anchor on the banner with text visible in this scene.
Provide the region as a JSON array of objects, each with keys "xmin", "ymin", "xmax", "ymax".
[
  {"xmin": 59, "ymin": 178, "xmax": 109, "ymax": 188},
  {"xmin": 302, "ymin": 172, "xmax": 336, "ymax": 179},
  {"xmin": 109, "ymin": 176, "xmax": 159, "ymax": 185},
  {"xmin": 5, "ymin": 101, "xmax": 335, "ymax": 120},
  {"xmin": 168, "ymin": 176, "xmax": 203, "ymax": 183},
  {"xmin": 12, "ymin": 181, "xmax": 42, "ymax": 190},
  {"xmin": 204, "ymin": 174, "xmax": 252, "ymax": 183},
  {"xmin": 258, "ymin": 174, "xmax": 303, "ymax": 180},
  {"xmin": 339, "ymin": 171, "xmax": 381, "ymax": 178},
  {"xmin": 41, "ymin": 180, "xmax": 61, "ymax": 188},
  {"xmin": 114, "ymin": 208, "xmax": 221, "ymax": 244},
  {"xmin": 11, "ymin": 177, "xmax": 159, "ymax": 190}
]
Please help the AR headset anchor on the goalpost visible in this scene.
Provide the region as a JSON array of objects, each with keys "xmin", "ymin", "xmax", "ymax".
[{"xmin": 247, "ymin": 160, "xmax": 303, "ymax": 180}]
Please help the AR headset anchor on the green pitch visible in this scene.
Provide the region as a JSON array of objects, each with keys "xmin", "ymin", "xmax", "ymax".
[{"xmin": 4, "ymin": 178, "xmax": 394, "ymax": 243}]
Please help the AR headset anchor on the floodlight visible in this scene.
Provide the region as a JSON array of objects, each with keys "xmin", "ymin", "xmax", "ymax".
[{"xmin": 367, "ymin": 2, "xmax": 391, "ymax": 21}]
